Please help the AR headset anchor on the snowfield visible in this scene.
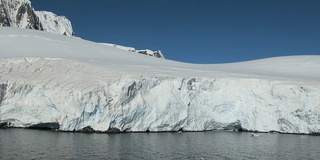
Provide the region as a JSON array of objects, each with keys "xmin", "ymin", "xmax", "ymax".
[{"xmin": 1, "ymin": 27, "xmax": 320, "ymax": 134}]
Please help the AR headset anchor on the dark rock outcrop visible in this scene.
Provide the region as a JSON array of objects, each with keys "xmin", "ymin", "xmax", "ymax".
[
  {"xmin": 0, "ymin": 0, "xmax": 74, "ymax": 36},
  {"xmin": 107, "ymin": 127, "xmax": 121, "ymax": 134},
  {"xmin": 28, "ymin": 122, "xmax": 59, "ymax": 130},
  {"xmin": 80, "ymin": 126, "xmax": 95, "ymax": 133},
  {"xmin": 0, "ymin": 3, "xmax": 9, "ymax": 26},
  {"xmin": 0, "ymin": 83, "xmax": 7, "ymax": 105},
  {"xmin": 0, "ymin": 122, "xmax": 8, "ymax": 128}
]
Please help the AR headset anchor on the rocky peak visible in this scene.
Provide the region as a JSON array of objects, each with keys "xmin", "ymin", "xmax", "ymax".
[
  {"xmin": 0, "ymin": 0, "xmax": 74, "ymax": 36},
  {"xmin": 101, "ymin": 43, "xmax": 166, "ymax": 59},
  {"xmin": 0, "ymin": 0, "xmax": 41, "ymax": 29},
  {"xmin": 36, "ymin": 11, "xmax": 74, "ymax": 36},
  {"xmin": 137, "ymin": 49, "xmax": 165, "ymax": 59},
  {"xmin": 0, "ymin": 0, "xmax": 165, "ymax": 58}
]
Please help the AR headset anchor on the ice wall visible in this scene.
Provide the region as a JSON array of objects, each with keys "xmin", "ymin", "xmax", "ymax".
[{"xmin": 1, "ymin": 58, "xmax": 319, "ymax": 134}]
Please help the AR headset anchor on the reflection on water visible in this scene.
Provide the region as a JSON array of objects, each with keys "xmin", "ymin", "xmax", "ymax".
[{"xmin": 0, "ymin": 129, "xmax": 319, "ymax": 160}]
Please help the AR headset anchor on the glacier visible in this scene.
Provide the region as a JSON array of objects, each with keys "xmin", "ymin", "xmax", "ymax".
[{"xmin": 0, "ymin": 27, "xmax": 320, "ymax": 134}]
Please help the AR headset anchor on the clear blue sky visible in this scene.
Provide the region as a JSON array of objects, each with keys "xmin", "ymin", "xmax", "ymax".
[{"xmin": 32, "ymin": 0, "xmax": 320, "ymax": 64}]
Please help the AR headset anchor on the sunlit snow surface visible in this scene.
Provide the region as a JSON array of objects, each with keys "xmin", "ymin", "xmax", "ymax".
[{"xmin": 1, "ymin": 27, "xmax": 320, "ymax": 134}]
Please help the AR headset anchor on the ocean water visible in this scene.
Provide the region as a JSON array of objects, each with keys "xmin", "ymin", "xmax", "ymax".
[{"xmin": 0, "ymin": 129, "xmax": 319, "ymax": 160}]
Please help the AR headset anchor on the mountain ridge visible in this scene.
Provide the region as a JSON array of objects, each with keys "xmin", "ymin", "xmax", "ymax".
[
  {"xmin": 0, "ymin": 0, "xmax": 165, "ymax": 58},
  {"xmin": 0, "ymin": 0, "xmax": 75, "ymax": 36}
]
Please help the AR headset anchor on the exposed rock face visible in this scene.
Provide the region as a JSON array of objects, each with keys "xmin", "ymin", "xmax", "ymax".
[
  {"xmin": 102, "ymin": 43, "xmax": 166, "ymax": 59},
  {"xmin": 138, "ymin": 50, "xmax": 165, "ymax": 59},
  {"xmin": 0, "ymin": 0, "xmax": 74, "ymax": 36},
  {"xmin": 0, "ymin": 122, "xmax": 8, "ymax": 128},
  {"xmin": 35, "ymin": 11, "xmax": 74, "ymax": 36},
  {"xmin": 0, "ymin": 3, "xmax": 9, "ymax": 26},
  {"xmin": 107, "ymin": 127, "xmax": 121, "ymax": 134},
  {"xmin": 0, "ymin": 83, "xmax": 7, "ymax": 105},
  {"xmin": 28, "ymin": 122, "xmax": 59, "ymax": 130},
  {"xmin": 153, "ymin": 51, "xmax": 165, "ymax": 59},
  {"xmin": 80, "ymin": 126, "xmax": 95, "ymax": 133}
]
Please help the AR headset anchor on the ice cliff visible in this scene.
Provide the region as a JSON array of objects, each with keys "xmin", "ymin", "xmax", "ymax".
[{"xmin": 0, "ymin": 27, "xmax": 320, "ymax": 134}]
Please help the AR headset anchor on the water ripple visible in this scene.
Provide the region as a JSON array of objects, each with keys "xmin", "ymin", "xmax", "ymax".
[{"xmin": 0, "ymin": 129, "xmax": 319, "ymax": 160}]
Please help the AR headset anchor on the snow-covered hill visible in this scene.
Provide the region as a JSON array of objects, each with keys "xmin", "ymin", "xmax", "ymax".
[
  {"xmin": 0, "ymin": 27, "xmax": 320, "ymax": 134},
  {"xmin": 0, "ymin": 0, "xmax": 165, "ymax": 59},
  {"xmin": 0, "ymin": 0, "xmax": 74, "ymax": 36}
]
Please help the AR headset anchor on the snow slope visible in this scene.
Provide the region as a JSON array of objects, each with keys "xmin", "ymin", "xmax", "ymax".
[
  {"xmin": 0, "ymin": 0, "xmax": 164, "ymax": 58},
  {"xmin": 0, "ymin": 27, "xmax": 320, "ymax": 134}
]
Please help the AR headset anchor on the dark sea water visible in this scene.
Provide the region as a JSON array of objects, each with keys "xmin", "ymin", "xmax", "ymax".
[{"xmin": 0, "ymin": 129, "xmax": 319, "ymax": 160}]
